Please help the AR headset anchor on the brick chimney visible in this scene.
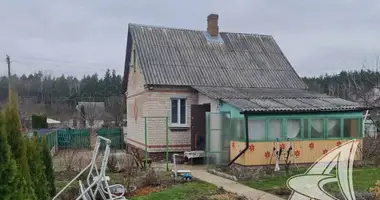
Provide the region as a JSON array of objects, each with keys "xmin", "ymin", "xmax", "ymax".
[{"xmin": 207, "ymin": 14, "xmax": 219, "ymax": 36}]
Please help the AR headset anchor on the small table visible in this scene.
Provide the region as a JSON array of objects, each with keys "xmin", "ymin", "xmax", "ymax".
[{"xmin": 184, "ymin": 150, "xmax": 205, "ymax": 165}]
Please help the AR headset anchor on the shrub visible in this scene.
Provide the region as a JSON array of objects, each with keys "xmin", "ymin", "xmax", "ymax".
[
  {"xmin": 3, "ymin": 91, "xmax": 37, "ymax": 200},
  {"xmin": 143, "ymin": 168, "xmax": 160, "ymax": 187},
  {"xmin": 60, "ymin": 149, "xmax": 79, "ymax": 171},
  {"xmin": 41, "ymin": 137, "xmax": 56, "ymax": 197},
  {"xmin": 107, "ymin": 154, "xmax": 119, "ymax": 172},
  {"xmin": 0, "ymin": 111, "xmax": 18, "ymax": 200},
  {"xmin": 122, "ymin": 166, "xmax": 138, "ymax": 195},
  {"xmin": 27, "ymin": 136, "xmax": 50, "ymax": 199},
  {"xmin": 370, "ymin": 180, "xmax": 380, "ymax": 199}
]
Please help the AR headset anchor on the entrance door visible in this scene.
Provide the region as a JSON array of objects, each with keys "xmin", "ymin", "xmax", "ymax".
[{"xmin": 191, "ymin": 104, "xmax": 211, "ymax": 151}]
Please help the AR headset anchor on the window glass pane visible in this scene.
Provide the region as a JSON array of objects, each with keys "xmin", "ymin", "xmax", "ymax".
[
  {"xmin": 287, "ymin": 119, "xmax": 301, "ymax": 139},
  {"xmin": 268, "ymin": 119, "xmax": 282, "ymax": 140},
  {"xmin": 344, "ymin": 119, "xmax": 360, "ymax": 138},
  {"xmin": 248, "ymin": 119, "xmax": 265, "ymax": 140},
  {"xmin": 328, "ymin": 119, "xmax": 340, "ymax": 138},
  {"xmin": 302, "ymin": 119, "xmax": 309, "ymax": 138},
  {"xmin": 171, "ymin": 99, "xmax": 178, "ymax": 123},
  {"xmin": 180, "ymin": 99, "xmax": 186, "ymax": 124},
  {"xmin": 311, "ymin": 119, "xmax": 324, "ymax": 138}
]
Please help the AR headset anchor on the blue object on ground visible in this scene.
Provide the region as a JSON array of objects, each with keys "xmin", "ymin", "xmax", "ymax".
[{"xmin": 183, "ymin": 173, "xmax": 192, "ymax": 180}]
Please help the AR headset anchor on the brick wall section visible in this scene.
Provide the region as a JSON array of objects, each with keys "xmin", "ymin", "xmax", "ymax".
[
  {"xmin": 144, "ymin": 89, "xmax": 197, "ymax": 152},
  {"xmin": 126, "ymin": 45, "xmax": 146, "ymax": 151},
  {"xmin": 126, "ymin": 45, "xmax": 196, "ymax": 153}
]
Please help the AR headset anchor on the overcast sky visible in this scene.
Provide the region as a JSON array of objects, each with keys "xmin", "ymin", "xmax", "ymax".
[{"xmin": 1, "ymin": 0, "xmax": 380, "ymax": 78}]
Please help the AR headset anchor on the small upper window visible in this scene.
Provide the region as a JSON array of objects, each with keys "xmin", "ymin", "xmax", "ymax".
[{"xmin": 171, "ymin": 98, "xmax": 187, "ymax": 125}]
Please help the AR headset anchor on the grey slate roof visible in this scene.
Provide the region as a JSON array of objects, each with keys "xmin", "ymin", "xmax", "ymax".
[
  {"xmin": 123, "ymin": 22, "xmax": 368, "ymax": 113},
  {"xmin": 126, "ymin": 23, "xmax": 307, "ymax": 89},
  {"xmin": 195, "ymin": 86, "xmax": 368, "ymax": 113}
]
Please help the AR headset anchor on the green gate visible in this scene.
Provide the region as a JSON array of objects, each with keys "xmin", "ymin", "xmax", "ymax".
[
  {"xmin": 97, "ymin": 128, "xmax": 122, "ymax": 149},
  {"xmin": 206, "ymin": 112, "xmax": 232, "ymax": 168},
  {"xmin": 57, "ymin": 129, "xmax": 90, "ymax": 149}
]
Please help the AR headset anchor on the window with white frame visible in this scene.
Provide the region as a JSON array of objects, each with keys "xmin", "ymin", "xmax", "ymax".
[{"xmin": 171, "ymin": 98, "xmax": 187, "ymax": 125}]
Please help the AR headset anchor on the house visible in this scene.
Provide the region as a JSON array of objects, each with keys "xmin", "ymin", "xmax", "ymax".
[{"xmin": 123, "ymin": 14, "xmax": 369, "ymax": 166}]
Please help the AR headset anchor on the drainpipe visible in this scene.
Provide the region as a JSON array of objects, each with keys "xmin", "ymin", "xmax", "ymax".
[{"xmin": 229, "ymin": 113, "xmax": 249, "ymax": 166}]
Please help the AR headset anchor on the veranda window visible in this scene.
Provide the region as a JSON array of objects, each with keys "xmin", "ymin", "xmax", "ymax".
[
  {"xmin": 248, "ymin": 119, "xmax": 265, "ymax": 141},
  {"xmin": 287, "ymin": 119, "xmax": 301, "ymax": 139},
  {"xmin": 268, "ymin": 119, "xmax": 282, "ymax": 140}
]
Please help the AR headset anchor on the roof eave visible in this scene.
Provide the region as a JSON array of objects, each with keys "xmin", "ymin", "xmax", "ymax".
[
  {"xmin": 122, "ymin": 30, "xmax": 133, "ymax": 93},
  {"xmin": 240, "ymin": 107, "xmax": 372, "ymax": 115}
]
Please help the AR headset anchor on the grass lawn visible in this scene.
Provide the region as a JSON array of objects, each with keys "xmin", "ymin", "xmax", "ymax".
[
  {"xmin": 243, "ymin": 167, "xmax": 380, "ymax": 194},
  {"xmin": 130, "ymin": 180, "xmax": 224, "ymax": 200}
]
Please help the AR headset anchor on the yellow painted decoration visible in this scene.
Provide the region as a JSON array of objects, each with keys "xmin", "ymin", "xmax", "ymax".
[{"xmin": 230, "ymin": 139, "xmax": 363, "ymax": 166}]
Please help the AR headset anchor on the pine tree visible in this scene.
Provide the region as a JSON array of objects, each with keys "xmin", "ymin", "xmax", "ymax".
[
  {"xmin": 41, "ymin": 136, "xmax": 56, "ymax": 197},
  {"xmin": 0, "ymin": 111, "xmax": 18, "ymax": 200},
  {"xmin": 27, "ymin": 135, "xmax": 50, "ymax": 200},
  {"xmin": 3, "ymin": 91, "xmax": 37, "ymax": 200}
]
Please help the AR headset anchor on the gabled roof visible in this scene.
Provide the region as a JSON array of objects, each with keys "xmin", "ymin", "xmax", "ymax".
[
  {"xmin": 195, "ymin": 86, "xmax": 369, "ymax": 113},
  {"xmin": 123, "ymin": 23, "xmax": 308, "ymax": 90}
]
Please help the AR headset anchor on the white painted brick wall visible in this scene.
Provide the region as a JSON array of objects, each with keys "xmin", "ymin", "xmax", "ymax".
[
  {"xmin": 144, "ymin": 89, "xmax": 197, "ymax": 152},
  {"xmin": 126, "ymin": 48, "xmax": 146, "ymax": 150},
  {"xmin": 126, "ymin": 47, "xmax": 197, "ymax": 153}
]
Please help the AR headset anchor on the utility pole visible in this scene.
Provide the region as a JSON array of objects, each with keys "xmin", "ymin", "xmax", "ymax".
[{"xmin": 6, "ymin": 55, "xmax": 11, "ymax": 96}]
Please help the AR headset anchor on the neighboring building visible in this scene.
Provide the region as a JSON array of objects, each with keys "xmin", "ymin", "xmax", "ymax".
[
  {"xmin": 123, "ymin": 14, "xmax": 369, "ymax": 165},
  {"xmin": 47, "ymin": 118, "xmax": 61, "ymax": 129}
]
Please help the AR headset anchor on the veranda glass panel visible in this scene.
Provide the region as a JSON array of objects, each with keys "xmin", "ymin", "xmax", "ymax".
[
  {"xmin": 328, "ymin": 119, "xmax": 340, "ymax": 138},
  {"xmin": 344, "ymin": 119, "xmax": 360, "ymax": 138},
  {"xmin": 231, "ymin": 118, "xmax": 245, "ymax": 141},
  {"xmin": 287, "ymin": 119, "xmax": 301, "ymax": 139},
  {"xmin": 268, "ymin": 119, "xmax": 282, "ymax": 140},
  {"xmin": 311, "ymin": 119, "xmax": 324, "ymax": 138},
  {"xmin": 248, "ymin": 119, "xmax": 265, "ymax": 141},
  {"xmin": 302, "ymin": 119, "xmax": 309, "ymax": 138}
]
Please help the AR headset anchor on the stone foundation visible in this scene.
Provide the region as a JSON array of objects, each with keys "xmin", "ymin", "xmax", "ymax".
[{"xmin": 127, "ymin": 144, "xmax": 185, "ymax": 163}]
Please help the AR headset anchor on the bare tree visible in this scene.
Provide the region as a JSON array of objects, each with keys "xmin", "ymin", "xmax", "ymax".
[
  {"xmin": 17, "ymin": 96, "xmax": 46, "ymax": 128},
  {"xmin": 46, "ymin": 101, "xmax": 75, "ymax": 122},
  {"xmin": 344, "ymin": 57, "xmax": 380, "ymax": 108},
  {"xmin": 105, "ymin": 95, "xmax": 125, "ymax": 127},
  {"xmin": 343, "ymin": 58, "xmax": 380, "ymax": 166},
  {"xmin": 76, "ymin": 101, "xmax": 106, "ymax": 128}
]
